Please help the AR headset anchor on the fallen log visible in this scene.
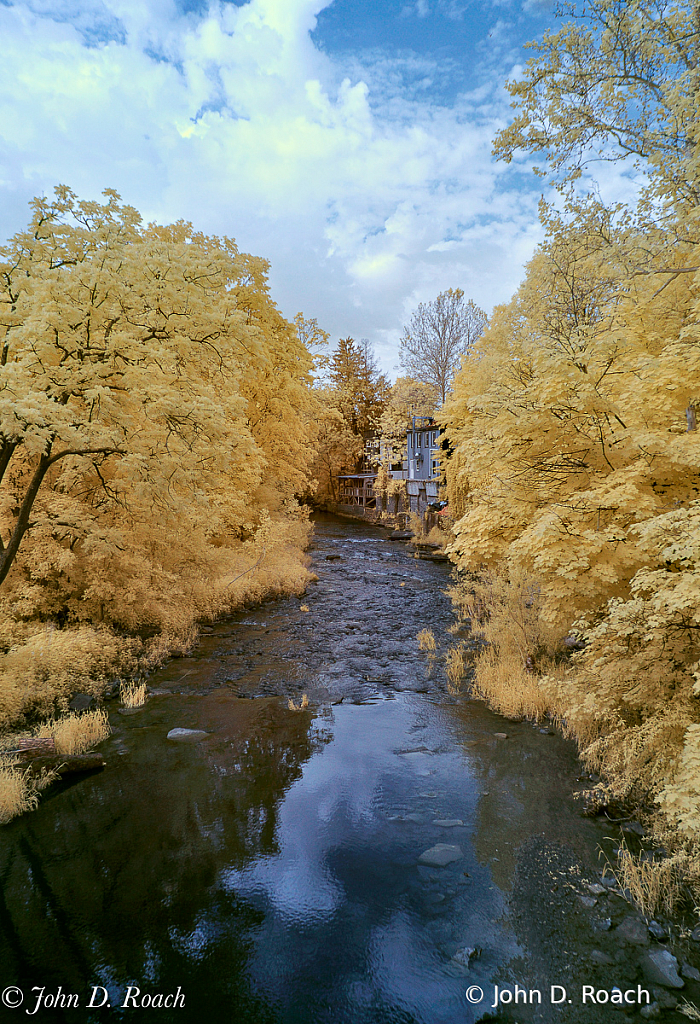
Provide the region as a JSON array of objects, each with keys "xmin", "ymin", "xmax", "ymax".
[
  {"xmin": 2, "ymin": 737, "xmax": 57, "ymax": 762},
  {"xmin": 23, "ymin": 753, "xmax": 106, "ymax": 778}
]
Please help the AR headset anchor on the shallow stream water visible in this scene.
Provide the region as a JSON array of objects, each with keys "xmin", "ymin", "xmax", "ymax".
[{"xmin": 0, "ymin": 516, "xmax": 647, "ymax": 1023}]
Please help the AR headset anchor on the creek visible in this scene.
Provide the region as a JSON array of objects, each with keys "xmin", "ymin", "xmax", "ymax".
[{"xmin": 0, "ymin": 515, "xmax": 642, "ymax": 1023}]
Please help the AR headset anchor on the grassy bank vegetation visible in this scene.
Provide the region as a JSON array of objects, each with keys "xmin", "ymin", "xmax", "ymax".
[
  {"xmin": 441, "ymin": 0, "xmax": 700, "ymax": 913},
  {"xmin": 0, "ymin": 189, "xmax": 321, "ymax": 820}
]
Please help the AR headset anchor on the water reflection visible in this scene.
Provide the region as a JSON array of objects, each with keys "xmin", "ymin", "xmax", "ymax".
[{"xmin": 0, "ymin": 694, "xmax": 326, "ymax": 1022}]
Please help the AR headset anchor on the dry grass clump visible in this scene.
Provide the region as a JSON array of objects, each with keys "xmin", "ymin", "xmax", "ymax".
[
  {"xmin": 0, "ymin": 625, "xmax": 138, "ymax": 730},
  {"xmin": 0, "ymin": 756, "xmax": 56, "ymax": 825},
  {"xmin": 679, "ymin": 1001, "xmax": 700, "ymax": 1020},
  {"xmin": 288, "ymin": 693, "xmax": 309, "ymax": 711},
  {"xmin": 417, "ymin": 628, "xmax": 436, "ymax": 652},
  {"xmin": 445, "ymin": 644, "xmax": 469, "ymax": 694},
  {"xmin": 451, "ymin": 571, "xmax": 557, "ymax": 722},
  {"xmin": 613, "ymin": 842, "xmax": 697, "ymax": 919},
  {"xmin": 300, "ymin": 604, "xmax": 310, "ymax": 613},
  {"xmin": 37, "ymin": 709, "xmax": 111, "ymax": 755},
  {"xmin": 424, "ymin": 525, "xmax": 448, "ymax": 548},
  {"xmin": 472, "ymin": 649, "xmax": 551, "ymax": 721},
  {"xmin": 140, "ymin": 624, "xmax": 199, "ymax": 672},
  {"xmin": 120, "ymin": 681, "xmax": 147, "ymax": 708}
]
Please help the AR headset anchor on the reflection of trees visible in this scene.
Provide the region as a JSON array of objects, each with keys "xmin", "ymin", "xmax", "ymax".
[
  {"xmin": 0, "ymin": 696, "xmax": 329, "ymax": 1022},
  {"xmin": 444, "ymin": 704, "xmax": 605, "ymax": 890}
]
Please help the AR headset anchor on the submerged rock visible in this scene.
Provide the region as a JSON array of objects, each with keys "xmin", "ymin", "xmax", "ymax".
[
  {"xmin": 166, "ymin": 728, "xmax": 209, "ymax": 743},
  {"xmin": 451, "ymin": 945, "xmax": 481, "ymax": 968},
  {"xmin": 418, "ymin": 844, "xmax": 463, "ymax": 868}
]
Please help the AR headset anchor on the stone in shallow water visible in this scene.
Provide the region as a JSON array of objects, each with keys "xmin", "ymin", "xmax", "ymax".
[
  {"xmin": 451, "ymin": 946, "xmax": 481, "ymax": 967},
  {"xmin": 418, "ymin": 844, "xmax": 463, "ymax": 868},
  {"xmin": 432, "ymin": 819, "xmax": 464, "ymax": 827},
  {"xmin": 166, "ymin": 728, "xmax": 209, "ymax": 743}
]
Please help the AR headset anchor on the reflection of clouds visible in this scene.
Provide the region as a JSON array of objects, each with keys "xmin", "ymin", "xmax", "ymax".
[{"xmin": 220, "ymin": 701, "xmax": 417, "ymax": 923}]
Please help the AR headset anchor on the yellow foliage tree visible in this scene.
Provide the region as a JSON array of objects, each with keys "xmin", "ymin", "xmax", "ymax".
[
  {"xmin": 0, "ymin": 188, "xmax": 319, "ymax": 724},
  {"xmin": 443, "ymin": 0, "xmax": 700, "ymax": 837}
]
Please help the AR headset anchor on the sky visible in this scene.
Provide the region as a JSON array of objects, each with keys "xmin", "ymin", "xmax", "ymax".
[{"xmin": 0, "ymin": 0, "xmax": 594, "ymax": 376}]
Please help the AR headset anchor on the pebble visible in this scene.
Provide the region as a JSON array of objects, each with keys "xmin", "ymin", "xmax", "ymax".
[
  {"xmin": 600, "ymin": 875, "xmax": 617, "ymax": 888},
  {"xmin": 493, "ymin": 732, "xmax": 508, "ymax": 740},
  {"xmin": 418, "ymin": 844, "xmax": 464, "ymax": 868},
  {"xmin": 639, "ymin": 1004, "xmax": 661, "ymax": 1020},
  {"xmin": 692, "ymin": 926, "xmax": 700, "ymax": 943},
  {"xmin": 118, "ymin": 708, "xmax": 143, "ymax": 716},
  {"xmin": 590, "ymin": 950, "xmax": 614, "ymax": 966},
  {"xmin": 578, "ymin": 896, "xmax": 597, "ymax": 909},
  {"xmin": 639, "ymin": 949, "xmax": 684, "ymax": 989},
  {"xmin": 586, "ymin": 883, "xmax": 607, "ymax": 896},
  {"xmin": 682, "ymin": 963, "xmax": 700, "ymax": 981},
  {"xmin": 166, "ymin": 728, "xmax": 209, "ymax": 743},
  {"xmin": 648, "ymin": 921, "xmax": 668, "ymax": 941},
  {"xmin": 592, "ymin": 917, "xmax": 613, "ymax": 932}
]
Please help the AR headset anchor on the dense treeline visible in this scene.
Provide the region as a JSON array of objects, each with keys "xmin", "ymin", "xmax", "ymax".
[
  {"xmin": 0, "ymin": 188, "xmax": 318, "ymax": 728},
  {"xmin": 442, "ymin": 0, "xmax": 700, "ymax": 846}
]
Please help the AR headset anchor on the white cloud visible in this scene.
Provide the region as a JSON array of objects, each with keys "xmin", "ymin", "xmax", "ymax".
[{"xmin": 0, "ymin": 0, "xmax": 546, "ymax": 375}]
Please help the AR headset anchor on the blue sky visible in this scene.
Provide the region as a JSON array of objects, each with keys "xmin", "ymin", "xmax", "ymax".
[{"xmin": 0, "ymin": 0, "xmax": 608, "ymax": 375}]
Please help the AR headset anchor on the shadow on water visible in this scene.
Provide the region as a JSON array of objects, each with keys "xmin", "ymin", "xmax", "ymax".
[{"xmin": 0, "ymin": 516, "xmax": 626, "ymax": 1024}]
